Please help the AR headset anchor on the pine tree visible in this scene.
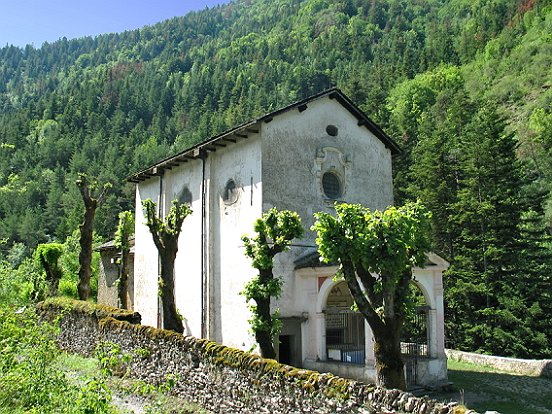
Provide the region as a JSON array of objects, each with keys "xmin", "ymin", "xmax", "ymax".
[{"xmin": 447, "ymin": 104, "xmax": 527, "ymax": 355}]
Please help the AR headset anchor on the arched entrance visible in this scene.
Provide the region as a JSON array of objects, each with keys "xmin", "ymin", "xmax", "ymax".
[
  {"xmin": 324, "ymin": 281, "xmax": 365, "ymax": 365},
  {"xmin": 401, "ymin": 282, "xmax": 431, "ymax": 386}
]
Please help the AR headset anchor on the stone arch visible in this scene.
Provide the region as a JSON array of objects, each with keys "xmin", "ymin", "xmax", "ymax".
[
  {"xmin": 317, "ymin": 276, "xmax": 365, "ymax": 365},
  {"xmin": 411, "ymin": 276, "xmax": 436, "ymax": 310},
  {"xmin": 316, "ymin": 275, "xmax": 342, "ymax": 313}
]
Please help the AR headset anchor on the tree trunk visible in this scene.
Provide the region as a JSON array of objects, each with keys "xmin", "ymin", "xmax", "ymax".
[
  {"xmin": 118, "ymin": 248, "xmax": 129, "ymax": 309},
  {"xmin": 373, "ymin": 325, "xmax": 406, "ymax": 390},
  {"xmin": 159, "ymin": 250, "xmax": 183, "ymax": 333},
  {"xmin": 254, "ymin": 295, "xmax": 276, "ymax": 359},
  {"xmin": 41, "ymin": 258, "xmax": 61, "ymax": 296},
  {"xmin": 78, "ymin": 204, "xmax": 95, "ymax": 300}
]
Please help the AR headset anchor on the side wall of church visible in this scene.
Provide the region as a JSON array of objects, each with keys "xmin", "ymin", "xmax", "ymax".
[{"xmin": 133, "ymin": 136, "xmax": 263, "ymax": 352}]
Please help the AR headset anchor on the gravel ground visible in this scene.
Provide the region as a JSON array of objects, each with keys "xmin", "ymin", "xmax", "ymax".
[{"xmin": 428, "ymin": 360, "xmax": 552, "ymax": 414}]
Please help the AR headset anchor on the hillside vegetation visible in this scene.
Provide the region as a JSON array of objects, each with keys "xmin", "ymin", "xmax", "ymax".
[{"xmin": 0, "ymin": 0, "xmax": 551, "ymax": 356}]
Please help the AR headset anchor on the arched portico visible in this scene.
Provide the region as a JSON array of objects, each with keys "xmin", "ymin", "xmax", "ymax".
[
  {"xmin": 315, "ymin": 276, "xmax": 375, "ymax": 366},
  {"xmin": 295, "ymin": 251, "xmax": 449, "ymax": 387}
]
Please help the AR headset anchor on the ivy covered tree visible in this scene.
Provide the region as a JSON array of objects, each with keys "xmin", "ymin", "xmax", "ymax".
[
  {"xmin": 34, "ymin": 243, "xmax": 64, "ymax": 297},
  {"xmin": 113, "ymin": 211, "xmax": 134, "ymax": 310},
  {"xmin": 241, "ymin": 208, "xmax": 303, "ymax": 359},
  {"xmin": 313, "ymin": 201, "xmax": 431, "ymax": 390},
  {"xmin": 76, "ymin": 173, "xmax": 111, "ymax": 301},
  {"xmin": 142, "ymin": 199, "xmax": 191, "ymax": 333}
]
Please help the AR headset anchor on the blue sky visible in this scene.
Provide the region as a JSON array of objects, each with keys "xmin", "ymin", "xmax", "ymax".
[{"xmin": 0, "ymin": 0, "xmax": 230, "ymax": 48}]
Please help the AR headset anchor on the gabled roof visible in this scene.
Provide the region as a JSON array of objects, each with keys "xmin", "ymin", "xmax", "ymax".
[{"xmin": 128, "ymin": 88, "xmax": 401, "ymax": 183}]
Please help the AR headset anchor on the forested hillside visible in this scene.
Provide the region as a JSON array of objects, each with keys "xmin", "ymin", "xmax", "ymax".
[{"xmin": 0, "ymin": 0, "xmax": 550, "ymax": 356}]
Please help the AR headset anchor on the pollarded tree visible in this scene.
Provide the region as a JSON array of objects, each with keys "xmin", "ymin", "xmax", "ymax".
[
  {"xmin": 76, "ymin": 173, "xmax": 111, "ymax": 301},
  {"xmin": 113, "ymin": 211, "xmax": 134, "ymax": 310},
  {"xmin": 241, "ymin": 208, "xmax": 303, "ymax": 359},
  {"xmin": 142, "ymin": 199, "xmax": 191, "ymax": 333},
  {"xmin": 34, "ymin": 243, "xmax": 64, "ymax": 296},
  {"xmin": 312, "ymin": 201, "xmax": 431, "ymax": 390}
]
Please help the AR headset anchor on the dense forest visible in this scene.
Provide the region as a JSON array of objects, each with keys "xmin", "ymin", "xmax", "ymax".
[{"xmin": 0, "ymin": 0, "xmax": 550, "ymax": 357}]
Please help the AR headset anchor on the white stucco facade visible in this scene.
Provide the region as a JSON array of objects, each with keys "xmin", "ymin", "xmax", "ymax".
[{"xmin": 129, "ymin": 89, "xmax": 448, "ymax": 387}]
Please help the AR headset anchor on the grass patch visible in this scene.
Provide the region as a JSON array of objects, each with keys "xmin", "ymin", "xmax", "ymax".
[
  {"xmin": 431, "ymin": 359, "xmax": 552, "ymax": 414},
  {"xmin": 56, "ymin": 352, "xmax": 211, "ymax": 414}
]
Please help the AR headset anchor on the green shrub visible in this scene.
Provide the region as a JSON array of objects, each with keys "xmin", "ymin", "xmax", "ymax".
[
  {"xmin": 58, "ymin": 276, "xmax": 79, "ymax": 298},
  {"xmin": 0, "ymin": 304, "xmax": 114, "ymax": 413},
  {"xmin": 0, "ymin": 258, "xmax": 42, "ymax": 305}
]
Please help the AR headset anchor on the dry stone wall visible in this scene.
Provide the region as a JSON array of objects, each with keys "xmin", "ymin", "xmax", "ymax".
[{"xmin": 39, "ymin": 299, "xmax": 472, "ymax": 414}]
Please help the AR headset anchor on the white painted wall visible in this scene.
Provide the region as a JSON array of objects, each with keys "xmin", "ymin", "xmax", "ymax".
[
  {"xmin": 163, "ymin": 158, "xmax": 204, "ymax": 337},
  {"xmin": 133, "ymin": 135, "xmax": 263, "ymax": 352},
  {"xmin": 134, "ymin": 178, "xmax": 162, "ymax": 327},
  {"xmin": 209, "ymin": 136, "xmax": 263, "ymax": 349}
]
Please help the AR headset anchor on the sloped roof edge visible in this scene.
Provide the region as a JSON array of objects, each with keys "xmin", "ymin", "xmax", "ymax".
[
  {"xmin": 294, "ymin": 250, "xmax": 450, "ymax": 271},
  {"xmin": 127, "ymin": 88, "xmax": 401, "ymax": 183}
]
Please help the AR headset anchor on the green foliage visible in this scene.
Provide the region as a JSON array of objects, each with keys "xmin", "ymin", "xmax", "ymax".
[
  {"xmin": 242, "ymin": 275, "xmax": 284, "ymax": 302},
  {"xmin": 57, "ymin": 230, "xmax": 103, "ymax": 300},
  {"xmin": 0, "ymin": 304, "xmax": 114, "ymax": 413},
  {"xmin": 113, "ymin": 211, "xmax": 134, "ymax": 251},
  {"xmin": 242, "ymin": 208, "xmax": 304, "ymax": 270},
  {"xmin": 0, "ymin": 0, "xmax": 549, "ymax": 355},
  {"xmin": 0, "ymin": 0, "xmax": 537, "ymax": 253},
  {"xmin": 95, "ymin": 341, "xmax": 132, "ymax": 377},
  {"xmin": 389, "ymin": 55, "xmax": 552, "ymax": 356},
  {"xmin": 34, "ymin": 242, "xmax": 64, "ymax": 296},
  {"xmin": 313, "ymin": 201, "xmax": 431, "ymax": 388},
  {"xmin": 241, "ymin": 208, "xmax": 303, "ymax": 356},
  {"xmin": 0, "ymin": 258, "xmax": 40, "ymax": 305},
  {"xmin": 314, "ymin": 201, "xmax": 431, "ymax": 286},
  {"xmin": 142, "ymin": 199, "xmax": 192, "ymax": 241},
  {"xmin": 35, "ymin": 242, "xmax": 64, "ymax": 265}
]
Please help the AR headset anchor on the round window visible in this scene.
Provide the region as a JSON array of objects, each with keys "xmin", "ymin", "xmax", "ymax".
[{"xmin": 322, "ymin": 172, "xmax": 342, "ymax": 200}]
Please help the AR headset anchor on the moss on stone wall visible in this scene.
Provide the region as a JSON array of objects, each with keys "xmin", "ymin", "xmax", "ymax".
[
  {"xmin": 38, "ymin": 297, "xmax": 141, "ymax": 323},
  {"xmin": 39, "ymin": 299, "xmax": 463, "ymax": 414}
]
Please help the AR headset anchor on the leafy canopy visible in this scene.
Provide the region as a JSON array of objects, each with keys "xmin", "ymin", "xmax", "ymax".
[
  {"xmin": 313, "ymin": 201, "xmax": 431, "ymax": 282},
  {"xmin": 113, "ymin": 211, "xmax": 134, "ymax": 251},
  {"xmin": 34, "ymin": 243, "xmax": 64, "ymax": 265},
  {"xmin": 242, "ymin": 208, "xmax": 304, "ymax": 271},
  {"xmin": 142, "ymin": 199, "xmax": 192, "ymax": 246}
]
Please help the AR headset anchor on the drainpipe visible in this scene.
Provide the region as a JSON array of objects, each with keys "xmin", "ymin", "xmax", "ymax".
[
  {"xmin": 199, "ymin": 149, "xmax": 208, "ymax": 339},
  {"xmin": 157, "ymin": 173, "xmax": 163, "ymax": 329}
]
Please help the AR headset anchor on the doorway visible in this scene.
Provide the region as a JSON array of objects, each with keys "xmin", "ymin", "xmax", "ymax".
[
  {"xmin": 278, "ymin": 335, "xmax": 292, "ymax": 365},
  {"xmin": 278, "ymin": 318, "xmax": 303, "ymax": 367}
]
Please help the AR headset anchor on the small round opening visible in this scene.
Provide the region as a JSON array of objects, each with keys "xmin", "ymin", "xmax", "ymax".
[
  {"xmin": 322, "ymin": 172, "xmax": 342, "ymax": 200},
  {"xmin": 326, "ymin": 125, "xmax": 338, "ymax": 136}
]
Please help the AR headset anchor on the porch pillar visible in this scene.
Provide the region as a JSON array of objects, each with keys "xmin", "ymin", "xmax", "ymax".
[
  {"xmin": 433, "ymin": 270, "xmax": 445, "ymax": 357},
  {"xmin": 427, "ymin": 308, "xmax": 437, "ymax": 358},
  {"xmin": 364, "ymin": 320, "xmax": 375, "ymax": 366},
  {"xmin": 315, "ymin": 312, "xmax": 326, "ymax": 361}
]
